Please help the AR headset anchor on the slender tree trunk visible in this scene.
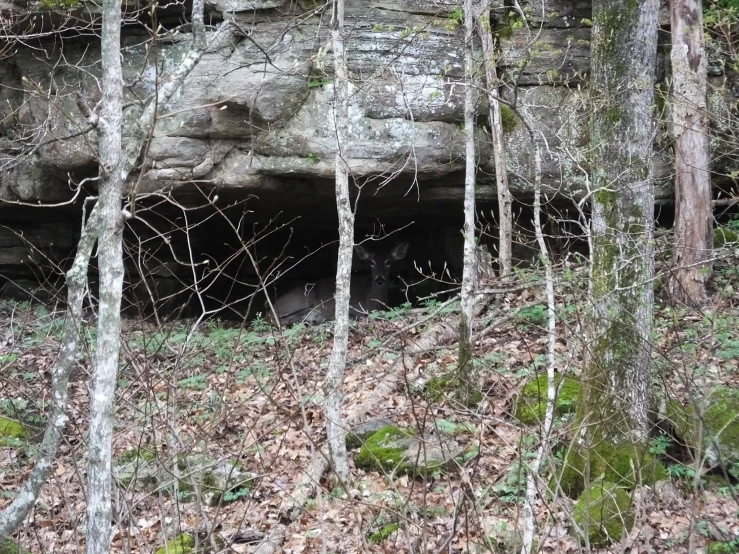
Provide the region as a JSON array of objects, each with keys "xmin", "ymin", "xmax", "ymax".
[
  {"xmin": 87, "ymin": 0, "xmax": 212, "ymax": 549},
  {"xmin": 457, "ymin": 0, "xmax": 478, "ymax": 404},
  {"xmin": 0, "ymin": 0, "xmax": 221, "ymax": 541},
  {"xmin": 585, "ymin": 0, "xmax": 659, "ymax": 445},
  {"xmin": 0, "ymin": 205, "xmax": 98, "ymax": 539},
  {"xmin": 521, "ymin": 126, "xmax": 556, "ymax": 554},
  {"xmin": 324, "ymin": 0, "xmax": 351, "ymax": 484},
  {"xmin": 668, "ymin": 0, "xmax": 712, "ymax": 308},
  {"xmin": 476, "ymin": 6, "xmax": 512, "ymax": 278},
  {"xmin": 85, "ymin": 0, "xmax": 124, "ymax": 548}
]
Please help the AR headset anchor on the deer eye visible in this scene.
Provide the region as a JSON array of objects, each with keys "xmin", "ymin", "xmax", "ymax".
[
  {"xmin": 385, "ymin": 260, "xmax": 391, "ymax": 267},
  {"xmin": 370, "ymin": 260, "xmax": 376, "ymax": 267}
]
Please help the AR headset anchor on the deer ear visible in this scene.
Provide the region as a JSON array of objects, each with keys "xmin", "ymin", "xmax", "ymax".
[
  {"xmin": 354, "ymin": 244, "xmax": 371, "ymax": 260},
  {"xmin": 391, "ymin": 242, "xmax": 408, "ymax": 260}
]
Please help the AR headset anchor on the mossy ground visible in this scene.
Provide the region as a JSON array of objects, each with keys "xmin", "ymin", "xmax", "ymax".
[
  {"xmin": 708, "ymin": 540, "xmax": 739, "ymax": 554},
  {"xmin": 369, "ymin": 523, "xmax": 400, "ymax": 544},
  {"xmin": 0, "ymin": 538, "xmax": 31, "ymax": 554},
  {"xmin": 118, "ymin": 447, "xmax": 157, "ymax": 464},
  {"xmin": 0, "ymin": 417, "xmax": 26, "ymax": 445},
  {"xmin": 154, "ymin": 534, "xmax": 194, "ymax": 554},
  {"xmin": 427, "ymin": 374, "xmax": 482, "ymax": 406}
]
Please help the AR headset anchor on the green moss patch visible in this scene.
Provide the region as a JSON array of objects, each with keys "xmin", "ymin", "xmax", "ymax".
[
  {"xmin": 0, "ymin": 417, "xmax": 26, "ymax": 445},
  {"xmin": 427, "ymin": 375, "xmax": 482, "ymax": 406},
  {"xmin": 668, "ymin": 388, "xmax": 739, "ymax": 474},
  {"xmin": 514, "ymin": 373, "xmax": 579, "ymax": 425},
  {"xmin": 355, "ymin": 425, "xmax": 462, "ymax": 476},
  {"xmin": 369, "ymin": 523, "xmax": 400, "ymax": 544},
  {"xmin": 572, "ymin": 481, "xmax": 634, "ymax": 547},
  {"xmin": 356, "ymin": 426, "xmax": 417, "ymax": 474},
  {"xmin": 118, "ymin": 447, "xmax": 157, "ymax": 464},
  {"xmin": 500, "ymin": 106, "xmax": 518, "ymax": 133},
  {"xmin": 708, "ymin": 540, "xmax": 739, "ymax": 554},
  {"xmin": 557, "ymin": 441, "xmax": 667, "ymax": 497},
  {"xmin": 0, "ymin": 538, "xmax": 31, "ymax": 554},
  {"xmin": 154, "ymin": 534, "xmax": 194, "ymax": 554},
  {"xmin": 714, "ymin": 227, "xmax": 739, "ymax": 247}
]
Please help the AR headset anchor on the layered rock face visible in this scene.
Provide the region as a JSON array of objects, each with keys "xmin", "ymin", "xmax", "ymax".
[
  {"xmin": 0, "ymin": 0, "xmax": 601, "ymax": 206},
  {"xmin": 0, "ymin": 0, "xmax": 736, "ymax": 309}
]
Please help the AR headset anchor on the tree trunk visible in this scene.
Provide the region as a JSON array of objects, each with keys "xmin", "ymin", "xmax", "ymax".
[
  {"xmin": 476, "ymin": 7, "xmax": 512, "ymax": 278},
  {"xmin": 0, "ymin": 0, "xmax": 223, "ymax": 542},
  {"xmin": 585, "ymin": 0, "xmax": 659, "ymax": 445},
  {"xmin": 85, "ymin": 0, "xmax": 124, "ymax": 549},
  {"xmin": 0, "ymin": 205, "xmax": 98, "ymax": 538},
  {"xmin": 324, "ymin": 0, "xmax": 351, "ymax": 485},
  {"xmin": 668, "ymin": 0, "xmax": 712, "ymax": 308},
  {"xmin": 457, "ymin": 0, "xmax": 478, "ymax": 405},
  {"xmin": 521, "ymin": 122, "xmax": 556, "ymax": 554}
]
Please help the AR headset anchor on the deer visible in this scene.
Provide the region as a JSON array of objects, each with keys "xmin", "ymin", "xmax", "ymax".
[{"xmin": 269, "ymin": 241, "xmax": 408, "ymax": 326}]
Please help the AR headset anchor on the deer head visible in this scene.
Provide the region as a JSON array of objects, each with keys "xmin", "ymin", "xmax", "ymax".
[{"xmin": 352, "ymin": 241, "xmax": 408, "ymax": 313}]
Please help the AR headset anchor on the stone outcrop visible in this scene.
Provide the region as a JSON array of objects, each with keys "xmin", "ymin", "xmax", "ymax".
[{"xmin": 0, "ymin": 0, "xmax": 737, "ymax": 306}]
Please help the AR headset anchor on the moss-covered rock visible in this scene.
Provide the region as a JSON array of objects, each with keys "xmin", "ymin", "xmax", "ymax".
[
  {"xmin": 500, "ymin": 106, "xmax": 518, "ymax": 133},
  {"xmin": 514, "ymin": 373, "xmax": 580, "ymax": 425},
  {"xmin": 571, "ymin": 481, "xmax": 634, "ymax": 547},
  {"xmin": 345, "ymin": 418, "xmax": 396, "ymax": 450},
  {"xmin": 427, "ymin": 375, "xmax": 483, "ymax": 406},
  {"xmin": 557, "ymin": 441, "xmax": 667, "ymax": 497},
  {"xmin": 355, "ymin": 425, "xmax": 462, "ymax": 476},
  {"xmin": 114, "ymin": 450, "xmax": 253, "ymax": 504},
  {"xmin": 154, "ymin": 534, "xmax": 194, "ymax": 554},
  {"xmin": 0, "ymin": 417, "xmax": 26, "ymax": 446},
  {"xmin": 668, "ymin": 388, "xmax": 739, "ymax": 476},
  {"xmin": 708, "ymin": 539, "xmax": 739, "ymax": 554},
  {"xmin": 368, "ymin": 523, "xmax": 400, "ymax": 544},
  {"xmin": 714, "ymin": 226, "xmax": 739, "ymax": 247},
  {"xmin": 356, "ymin": 426, "xmax": 417, "ymax": 474},
  {"xmin": 0, "ymin": 538, "xmax": 31, "ymax": 554},
  {"xmin": 114, "ymin": 448, "xmax": 159, "ymax": 488}
]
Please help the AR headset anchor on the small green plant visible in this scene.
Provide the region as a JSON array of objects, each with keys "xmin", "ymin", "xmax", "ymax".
[
  {"xmin": 666, "ymin": 462, "xmax": 699, "ymax": 483},
  {"xmin": 307, "ymin": 76, "xmax": 332, "ymax": 88},
  {"xmin": 370, "ymin": 302, "xmax": 412, "ymax": 322},
  {"xmin": 179, "ymin": 374, "xmax": 208, "ymax": 390},
  {"xmin": 704, "ymin": 0, "xmax": 739, "ymax": 71},
  {"xmin": 222, "ymin": 485, "xmax": 250, "ymax": 503},
  {"xmin": 0, "ymin": 353, "xmax": 18, "ymax": 364},
  {"xmin": 306, "ymin": 152, "xmax": 318, "ymax": 164},
  {"xmin": 427, "ymin": 90, "xmax": 443, "ymax": 102},
  {"xmin": 708, "ymin": 539, "xmax": 739, "ymax": 554},
  {"xmin": 329, "ymin": 486, "xmax": 346, "ymax": 499},
  {"xmin": 442, "ymin": 7, "xmax": 464, "ymax": 30},
  {"xmin": 251, "ymin": 315, "xmax": 272, "ymax": 333},
  {"xmin": 493, "ymin": 461, "xmax": 527, "ymax": 502},
  {"xmin": 649, "ymin": 435, "xmax": 672, "ymax": 457},
  {"xmin": 311, "ymin": 322, "xmax": 333, "ymax": 343},
  {"xmin": 516, "ymin": 304, "xmax": 548, "ymax": 327}
]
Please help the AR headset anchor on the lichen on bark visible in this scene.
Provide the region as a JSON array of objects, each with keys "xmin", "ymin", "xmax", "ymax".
[{"xmin": 582, "ymin": 0, "xmax": 659, "ymax": 451}]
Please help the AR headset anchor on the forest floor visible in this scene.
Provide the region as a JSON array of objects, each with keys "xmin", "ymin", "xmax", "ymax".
[{"xmin": 1, "ymin": 248, "xmax": 738, "ymax": 554}]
